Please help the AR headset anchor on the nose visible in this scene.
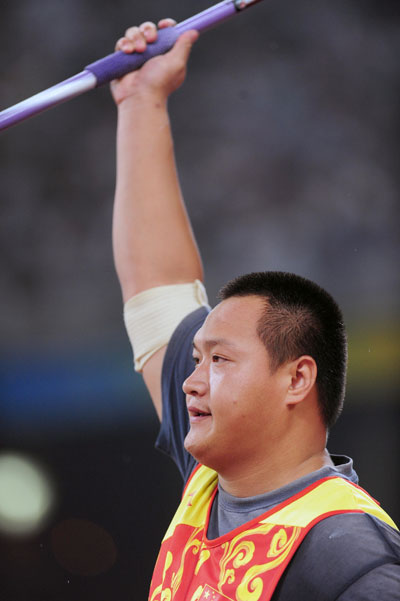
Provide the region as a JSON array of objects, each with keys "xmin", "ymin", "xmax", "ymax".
[{"xmin": 182, "ymin": 365, "xmax": 208, "ymax": 397}]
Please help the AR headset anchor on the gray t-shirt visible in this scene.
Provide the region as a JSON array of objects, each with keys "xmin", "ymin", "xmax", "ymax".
[{"xmin": 208, "ymin": 455, "xmax": 357, "ymax": 539}]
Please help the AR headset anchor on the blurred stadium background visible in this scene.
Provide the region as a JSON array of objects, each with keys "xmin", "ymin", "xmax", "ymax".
[{"xmin": 0, "ymin": 0, "xmax": 399, "ymax": 598}]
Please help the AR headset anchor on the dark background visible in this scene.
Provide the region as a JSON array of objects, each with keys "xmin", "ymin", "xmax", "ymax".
[{"xmin": 0, "ymin": 0, "xmax": 399, "ymax": 599}]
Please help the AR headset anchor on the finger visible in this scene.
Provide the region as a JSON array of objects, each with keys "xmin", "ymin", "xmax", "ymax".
[
  {"xmin": 125, "ymin": 25, "xmax": 141, "ymax": 39},
  {"xmin": 139, "ymin": 21, "xmax": 158, "ymax": 44},
  {"xmin": 158, "ymin": 18, "xmax": 177, "ymax": 29},
  {"xmin": 123, "ymin": 26, "xmax": 147, "ymax": 52},
  {"xmin": 115, "ymin": 36, "xmax": 128, "ymax": 52},
  {"xmin": 116, "ymin": 36, "xmax": 146, "ymax": 54}
]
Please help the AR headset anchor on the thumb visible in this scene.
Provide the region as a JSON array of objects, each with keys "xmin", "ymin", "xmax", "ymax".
[{"xmin": 169, "ymin": 29, "xmax": 199, "ymax": 63}]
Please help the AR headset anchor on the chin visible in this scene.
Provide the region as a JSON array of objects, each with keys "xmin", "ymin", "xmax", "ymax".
[
  {"xmin": 184, "ymin": 431, "xmax": 200, "ymax": 459},
  {"xmin": 184, "ymin": 434, "xmax": 226, "ymax": 473},
  {"xmin": 184, "ymin": 432, "xmax": 211, "ymax": 467}
]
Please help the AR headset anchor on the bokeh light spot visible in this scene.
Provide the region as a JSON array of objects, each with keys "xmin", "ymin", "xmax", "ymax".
[
  {"xmin": 51, "ymin": 518, "xmax": 117, "ymax": 576},
  {"xmin": 0, "ymin": 452, "xmax": 54, "ymax": 536}
]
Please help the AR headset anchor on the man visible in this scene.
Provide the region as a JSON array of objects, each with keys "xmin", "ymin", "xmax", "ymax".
[{"xmin": 110, "ymin": 20, "xmax": 400, "ymax": 601}]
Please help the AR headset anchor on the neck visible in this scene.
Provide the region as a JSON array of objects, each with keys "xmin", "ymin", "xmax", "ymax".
[{"xmin": 218, "ymin": 448, "xmax": 333, "ymax": 498}]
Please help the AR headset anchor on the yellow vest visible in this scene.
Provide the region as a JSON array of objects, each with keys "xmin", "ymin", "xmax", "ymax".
[{"xmin": 149, "ymin": 465, "xmax": 397, "ymax": 601}]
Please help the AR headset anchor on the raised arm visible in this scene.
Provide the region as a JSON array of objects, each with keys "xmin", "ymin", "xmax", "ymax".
[{"xmin": 111, "ymin": 21, "xmax": 203, "ymax": 416}]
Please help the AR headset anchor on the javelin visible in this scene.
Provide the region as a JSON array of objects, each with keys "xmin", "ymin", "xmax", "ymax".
[{"xmin": 0, "ymin": 0, "xmax": 263, "ymax": 133}]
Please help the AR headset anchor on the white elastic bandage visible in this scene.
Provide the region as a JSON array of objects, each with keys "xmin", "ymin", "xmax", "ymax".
[{"xmin": 124, "ymin": 280, "xmax": 210, "ymax": 372}]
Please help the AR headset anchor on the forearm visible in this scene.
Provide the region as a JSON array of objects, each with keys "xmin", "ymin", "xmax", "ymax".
[{"xmin": 113, "ymin": 87, "xmax": 202, "ymax": 302}]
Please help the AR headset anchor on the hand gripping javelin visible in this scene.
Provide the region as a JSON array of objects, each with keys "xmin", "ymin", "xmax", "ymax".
[{"xmin": 0, "ymin": 0, "xmax": 263, "ymax": 133}]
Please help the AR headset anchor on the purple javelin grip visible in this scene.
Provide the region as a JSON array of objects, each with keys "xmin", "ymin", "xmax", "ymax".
[
  {"xmin": 0, "ymin": 0, "xmax": 264, "ymax": 132},
  {"xmin": 86, "ymin": 27, "xmax": 181, "ymax": 87}
]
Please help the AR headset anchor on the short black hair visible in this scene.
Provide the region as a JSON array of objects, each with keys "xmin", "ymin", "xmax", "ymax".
[{"xmin": 218, "ymin": 271, "xmax": 347, "ymax": 429}]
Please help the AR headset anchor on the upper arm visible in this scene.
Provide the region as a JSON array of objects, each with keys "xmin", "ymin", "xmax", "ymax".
[
  {"xmin": 273, "ymin": 514, "xmax": 400, "ymax": 601},
  {"xmin": 336, "ymin": 563, "xmax": 400, "ymax": 601},
  {"xmin": 123, "ymin": 281, "xmax": 209, "ymax": 421},
  {"xmin": 154, "ymin": 307, "xmax": 209, "ymax": 481}
]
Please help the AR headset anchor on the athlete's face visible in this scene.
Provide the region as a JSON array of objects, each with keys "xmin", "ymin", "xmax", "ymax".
[{"xmin": 183, "ymin": 296, "xmax": 291, "ymax": 476}]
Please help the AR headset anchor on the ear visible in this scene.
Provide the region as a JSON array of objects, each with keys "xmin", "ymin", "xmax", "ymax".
[{"xmin": 285, "ymin": 355, "xmax": 317, "ymax": 407}]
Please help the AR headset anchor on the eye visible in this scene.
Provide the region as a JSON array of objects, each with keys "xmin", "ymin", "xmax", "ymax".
[
  {"xmin": 192, "ymin": 356, "xmax": 200, "ymax": 366},
  {"xmin": 212, "ymin": 355, "xmax": 223, "ymax": 363}
]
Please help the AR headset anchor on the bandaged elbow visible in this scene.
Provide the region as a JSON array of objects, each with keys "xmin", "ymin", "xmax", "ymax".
[{"xmin": 123, "ymin": 280, "xmax": 209, "ymax": 372}]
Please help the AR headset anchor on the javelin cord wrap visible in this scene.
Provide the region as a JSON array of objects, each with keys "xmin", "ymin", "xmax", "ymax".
[{"xmin": 86, "ymin": 27, "xmax": 181, "ymax": 87}]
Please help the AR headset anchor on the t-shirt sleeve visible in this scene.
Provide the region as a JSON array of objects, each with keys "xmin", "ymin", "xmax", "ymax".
[
  {"xmin": 336, "ymin": 563, "xmax": 400, "ymax": 601},
  {"xmin": 273, "ymin": 513, "xmax": 400, "ymax": 601},
  {"xmin": 155, "ymin": 306, "xmax": 210, "ymax": 483}
]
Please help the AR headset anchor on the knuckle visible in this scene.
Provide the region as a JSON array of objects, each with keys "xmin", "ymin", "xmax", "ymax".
[
  {"xmin": 125, "ymin": 25, "xmax": 139, "ymax": 38},
  {"xmin": 139, "ymin": 21, "xmax": 156, "ymax": 32},
  {"xmin": 158, "ymin": 18, "xmax": 177, "ymax": 28}
]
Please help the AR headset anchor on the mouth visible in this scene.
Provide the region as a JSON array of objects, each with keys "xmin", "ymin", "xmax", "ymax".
[{"xmin": 188, "ymin": 406, "xmax": 212, "ymax": 422}]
